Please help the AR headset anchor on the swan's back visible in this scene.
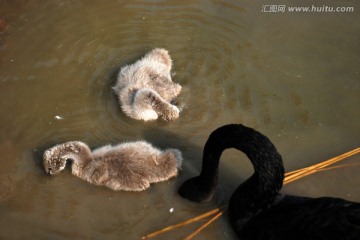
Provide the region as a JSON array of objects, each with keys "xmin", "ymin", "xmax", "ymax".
[
  {"xmin": 88, "ymin": 141, "xmax": 182, "ymax": 191},
  {"xmin": 238, "ymin": 195, "xmax": 360, "ymax": 240},
  {"xmin": 92, "ymin": 141, "xmax": 161, "ymax": 167}
]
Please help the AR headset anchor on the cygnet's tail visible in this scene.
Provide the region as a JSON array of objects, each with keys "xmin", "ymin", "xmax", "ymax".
[
  {"xmin": 171, "ymin": 149, "xmax": 183, "ymax": 169},
  {"xmin": 161, "ymin": 148, "xmax": 183, "ymax": 169}
]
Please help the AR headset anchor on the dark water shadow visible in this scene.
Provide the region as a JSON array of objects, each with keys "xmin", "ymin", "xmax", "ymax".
[{"xmin": 33, "ymin": 141, "xmax": 57, "ymax": 170}]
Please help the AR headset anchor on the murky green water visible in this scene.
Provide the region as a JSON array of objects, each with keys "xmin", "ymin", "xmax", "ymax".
[{"xmin": 0, "ymin": 0, "xmax": 359, "ymax": 239}]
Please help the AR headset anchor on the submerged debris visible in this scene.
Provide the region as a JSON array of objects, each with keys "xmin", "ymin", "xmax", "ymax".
[
  {"xmin": 54, "ymin": 115, "xmax": 64, "ymax": 120},
  {"xmin": 0, "ymin": 19, "xmax": 9, "ymax": 35}
]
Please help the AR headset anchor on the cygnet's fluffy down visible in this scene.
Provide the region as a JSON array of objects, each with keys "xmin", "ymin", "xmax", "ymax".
[
  {"xmin": 113, "ymin": 48, "xmax": 182, "ymax": 121},
  {"xmin": 43, "ymin": 141, "xmax": 183, "ymax": 191}
]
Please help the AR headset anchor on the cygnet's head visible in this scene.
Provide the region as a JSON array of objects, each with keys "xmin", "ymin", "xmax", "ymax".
[
  {"xmin": 43, "ymin": 148, "xmax": 67, "ymax": 175},
  {"xmin": 43, "ymin": 142, "xmax": 85, "ymax": 174}
]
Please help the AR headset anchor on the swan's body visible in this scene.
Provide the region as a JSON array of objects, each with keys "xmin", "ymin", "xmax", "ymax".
[
  {"xmin": 179, "ymin": 124, "xmax": 360, "ymax": 239},
  {"xmin": 113, "ymin": 48, "xmax": 182, "ymax": 121},
  {"xmin": 43, "ymin": 141, "xmax": 183, "ymax": 191}
]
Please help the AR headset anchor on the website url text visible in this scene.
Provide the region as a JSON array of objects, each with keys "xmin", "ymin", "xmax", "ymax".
[{"xmin": 261, "ymin": 5, "xmax": 354, "ymax": 13}]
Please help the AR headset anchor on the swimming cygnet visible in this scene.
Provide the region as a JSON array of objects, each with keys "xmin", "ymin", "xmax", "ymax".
[
  {"xmin": 113, "ymin": 48, "xmax": 182, "ymax": 121},
  {"xmin": 43, "ymin": 141, "xmax": 183, "ymax": 191}
]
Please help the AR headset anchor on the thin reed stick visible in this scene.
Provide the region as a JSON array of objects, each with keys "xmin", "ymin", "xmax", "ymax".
[
  {"xmin": 315, "ymin": 163, "xmax": 360, "ymax": 172},
  {"xmin": 183, "ymin": 211, "xmax": 223, "ymax": 240},
  {"xmin": 284, "ymin": 147, "xmax": 360, "ymax": 184},
  {"xmin": 142, "ymin": 208, "xmax": 221, "ymax": 239}
]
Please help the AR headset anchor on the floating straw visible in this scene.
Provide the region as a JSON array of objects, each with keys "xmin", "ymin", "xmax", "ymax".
[
  {"xmin": 183, "ymin": 211, "xmax": 223, "ymax": 240},
  {"xmin": 284, "ymin": 147, "xmax": 360, "ymax": 184},
  {"xmin": 141, "ymin": 208, "xmax": 221, "ymax": 239},
  {"xmin": 142, "ymin": 147, "xmax": 360, "ymax": 240}
]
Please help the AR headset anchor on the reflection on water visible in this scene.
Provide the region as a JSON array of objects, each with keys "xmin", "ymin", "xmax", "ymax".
[{"xmin": 0, "ymin": 0, "xmax": 359, "ymax": 239}]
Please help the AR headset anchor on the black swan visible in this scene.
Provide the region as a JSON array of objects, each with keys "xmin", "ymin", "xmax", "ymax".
[
  {"xmin": 178, "ymin": 124, "xmax": 360, "ymax": 239},
  {"xmin": 113, "ymin": 48, "xmax": 182, "ymax": 121},
  {"xmin": 43, "ymin": 140, "xmax": 183, "ymax": 191}
]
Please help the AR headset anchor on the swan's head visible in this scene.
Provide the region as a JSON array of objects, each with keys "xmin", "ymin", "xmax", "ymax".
[
  {"xmin": 43, "ymin": 148, "xmax": 67, "ymax": 175},
  {"xmin": 178, "ymin": 176, "xmax": 217, "ymax": 203}
]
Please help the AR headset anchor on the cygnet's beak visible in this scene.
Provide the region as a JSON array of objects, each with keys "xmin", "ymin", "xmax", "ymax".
[
  {"xmin": 44, "ymin": 161, "xmax": 52, "ymax": 174},
  {"xmin": 44, "ymin": 164, "xmax": 52, "ymax": 175}
]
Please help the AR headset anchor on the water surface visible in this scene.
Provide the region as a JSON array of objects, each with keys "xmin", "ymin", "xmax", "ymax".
[{"xmin": 0, "ymin": 0, "xmax": 359, "ymax": 239}]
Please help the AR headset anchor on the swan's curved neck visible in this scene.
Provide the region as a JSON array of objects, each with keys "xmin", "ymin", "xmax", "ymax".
[
  {"xmin": 61, "ymin": 141, "xmax": 93, "ymax": 176},
  {"xmin": 199, "ymin": 124, "xmax": 284, "ymax": 227}
]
